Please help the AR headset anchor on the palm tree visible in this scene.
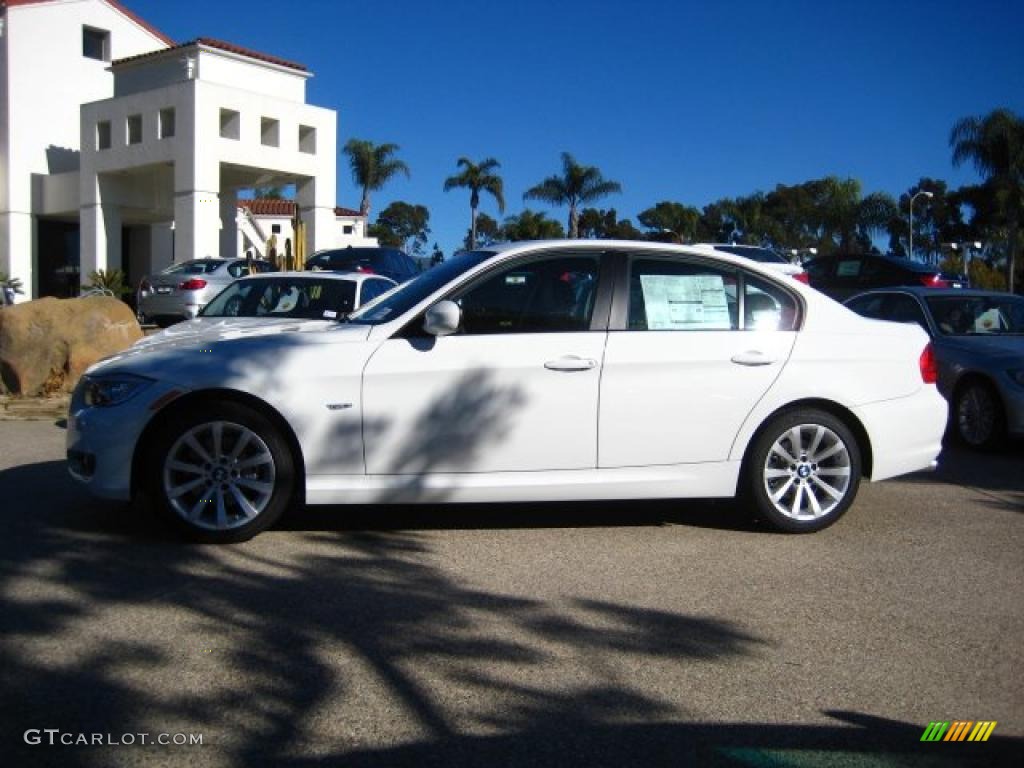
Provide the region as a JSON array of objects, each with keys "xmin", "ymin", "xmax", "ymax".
[
  {"xmin": 443, "ymin": 157, "xmax": 505, "ymax": 249},
  {"xmin": 523, "ymin": 152, "xmax": 621, "ymax": 238},
  {"xmin": 950, "ymin": 108, "xmax": 1024, "ymax": 292},
  {"xmin": 811, "ymin": 177, "xmax": 896, "ymax": 253},
  {"xmin": 342, "ymin": 139, "xmax": 411, "ymax": 217},
  {"xmin": 500, "ymin": 210, "xmax": 566, "ymax": 241}
]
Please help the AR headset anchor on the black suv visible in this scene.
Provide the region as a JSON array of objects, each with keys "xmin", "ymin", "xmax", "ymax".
[
  {"xmin": 305, "ymin": 247, "xmax": 419, "ymax": 283},
  {"xmin": 803, "ymin": 253, "xmax": 963, "ymax": 300}
]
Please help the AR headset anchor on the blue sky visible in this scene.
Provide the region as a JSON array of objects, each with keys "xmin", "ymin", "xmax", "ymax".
[{"xmin": 128, "ymin": 0, "xmax": 1024, "ymax": 252}]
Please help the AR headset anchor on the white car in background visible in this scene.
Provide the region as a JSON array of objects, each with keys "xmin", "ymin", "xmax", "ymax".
[
  {"xmin": 68, "ymin": 240, "xmax": 945, "ymax": 543},
  {"xmin": 134, "ymin": 271, "xmax": 397, "ymax": 350},
  {"xmin": 693, "ymin": 243, "xmax": 809, "ymax": 283}
]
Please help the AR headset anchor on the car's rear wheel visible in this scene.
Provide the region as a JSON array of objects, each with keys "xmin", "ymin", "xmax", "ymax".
[
  {"xmin": 745, "ymin": 409, "xmax": 861, "ymax": 533},
  {"xmin": 146, "ymin": 401, "xmax": 295, "ymax": 543},
  {"xmin": 954, "ymin": 380, "xmax": 1004, "ymax": 450}
]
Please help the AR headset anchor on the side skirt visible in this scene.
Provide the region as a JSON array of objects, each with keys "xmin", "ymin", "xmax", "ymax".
[{"xmin": 306, "ymin": 462, "xmax": 742, "ymax": 505}]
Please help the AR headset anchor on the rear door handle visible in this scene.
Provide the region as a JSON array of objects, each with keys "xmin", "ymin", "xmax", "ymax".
[
  {"xmin": 544, "ymin": 356, "xmax": 598, "ymax": 372},
  {"xmin": 731, "ymin": 351, "xmax": 776, "ymax": 366}
]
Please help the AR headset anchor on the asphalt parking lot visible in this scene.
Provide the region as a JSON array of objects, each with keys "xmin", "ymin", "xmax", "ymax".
[{"xmin": 1, "ymin": 420, "xmax": 1021, "ymax": 767}]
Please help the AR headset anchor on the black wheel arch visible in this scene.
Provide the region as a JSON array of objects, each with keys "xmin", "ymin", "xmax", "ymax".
[{"xmin": 131, "ymin": 388, "xmax": 306, "ymax": 505}]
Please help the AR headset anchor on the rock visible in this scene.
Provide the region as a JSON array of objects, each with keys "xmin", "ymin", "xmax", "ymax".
[{"xmin": 0, "ymin": 296, "xmax": 143, "ymax": 396}]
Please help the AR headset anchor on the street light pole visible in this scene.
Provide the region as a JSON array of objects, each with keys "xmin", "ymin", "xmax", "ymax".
[{"xmin": 908, "ymin": 190, "xmax": 934, "ymax": 262}]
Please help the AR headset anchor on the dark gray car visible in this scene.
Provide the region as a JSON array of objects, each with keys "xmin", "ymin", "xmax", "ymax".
[{"xmin": 845, "ymin": 287, "xmax": 1024, "ymax": 449}]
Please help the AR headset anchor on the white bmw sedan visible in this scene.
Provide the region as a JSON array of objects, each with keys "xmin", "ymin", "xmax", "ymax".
[{"xmin": 67, "ymin": 241, "xmax": 946, "ymax": 543}]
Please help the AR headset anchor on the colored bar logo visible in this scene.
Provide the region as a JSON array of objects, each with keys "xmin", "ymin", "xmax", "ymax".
[{"xmin": 921, "ymin": 721, "xmax": 997, "ymax": 742}]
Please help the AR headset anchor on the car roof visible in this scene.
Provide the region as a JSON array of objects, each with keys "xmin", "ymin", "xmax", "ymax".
[
  {"xmin": 845, "ymin": 286, "xmax": 1016, "ymax": 300},
  {"xmin": 234, "ymin": 271, "xmax": 393, "ymax": 284}
]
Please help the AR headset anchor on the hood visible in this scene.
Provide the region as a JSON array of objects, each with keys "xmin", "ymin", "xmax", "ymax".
[
  {"xmin": 87, "ymin": 320, "xmax": 373, "ymax": 379},
  {"xmin": 133, "ymin": 317, "xmax": 337, "ymax": 350}
]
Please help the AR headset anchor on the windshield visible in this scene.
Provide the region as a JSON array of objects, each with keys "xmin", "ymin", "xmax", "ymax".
[
  {"xmin": 346, "ymin": 250, "xmax": 495, "ymax": 325},
  {"xmin": 925, "ymin": 295, "xmax": 1024, "ymax": 336},
  {"xmin": 200, "ymin": 277, "xmax": 357, "ymax": 320},
  {"xmin": 162, "ymin": 259, "xmax": 224, "ymax": 275}
]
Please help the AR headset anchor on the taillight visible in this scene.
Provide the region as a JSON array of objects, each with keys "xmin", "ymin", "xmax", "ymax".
[
  {"xmin": 919, "ymin": 274, "xmax": 951, "ymax": 288},
  {"xmin": 355, "ymin": 265, "xmax": 376, "ymax": 274},
  {"xmin": 178, "ymin": 278, "xmax": 207, "ymax": 291},
  {"xmin": 919, "ymin": 343, "xmax": 937, "ymax": 384},
  {"xmin": 792, "ymin": 272, "xmax": 810, "ymax": 284}
]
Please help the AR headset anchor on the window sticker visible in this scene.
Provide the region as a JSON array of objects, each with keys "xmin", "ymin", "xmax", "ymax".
[
  {"xmin": 640, "ymin": 274, "xmax": 731, "ymax": 330},
  {"xmin": 836, "ymin": 260, "xmax": 861, "ymax": 277},
  {"xmin": 323, "ymin": 310, "xmax": 338, "ymax": 319}
]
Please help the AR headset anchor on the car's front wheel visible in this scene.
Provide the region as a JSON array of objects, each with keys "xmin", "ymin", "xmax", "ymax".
[
  {"xmin": 146, "ymin": 401, "xmax": 295, "ymax": 543},
  {"xmin": 954, "ymin": 380, "xmax": 1004, "ymax": 450},
  {"xmin": 745, "ymin": 409, "xmax": 861, "ymax": 533}
]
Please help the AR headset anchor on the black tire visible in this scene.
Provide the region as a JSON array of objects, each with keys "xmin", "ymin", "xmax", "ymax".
[
  {"xmin": 954, "ymin": 380, "xmax": 1005, "ymax": 451},
  {"xmin": 144, "ymin": 401, "xmax": 296, "ymax": 543},
  {"xmin": 744, "ymin": 408, "xmax": 862, "ymax": 533}
]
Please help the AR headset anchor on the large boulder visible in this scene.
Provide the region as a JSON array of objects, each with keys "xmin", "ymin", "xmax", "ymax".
[{"xmin": 0, "ymin": 296, "xmax": 143, "ymax": 396}]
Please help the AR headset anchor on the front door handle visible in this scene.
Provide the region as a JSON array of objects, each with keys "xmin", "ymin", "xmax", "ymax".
[
  {"xmin": 731, "ymin": 351, "xmax": 776, "ymax": 366},
  {"xmin": 544, "ymin": 356, "xmax": 598, "ymax": 372}
]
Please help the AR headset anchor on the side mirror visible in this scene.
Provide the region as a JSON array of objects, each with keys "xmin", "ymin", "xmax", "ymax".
[{"xmin": 423, "ymin": 300, "xmax": 461, "ymax": 337}]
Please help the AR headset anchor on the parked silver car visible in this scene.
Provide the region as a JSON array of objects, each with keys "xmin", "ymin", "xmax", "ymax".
[
  {"xmin": 137, "ymin": 258, "xmax": 276, "ymax": 326},
  {"xmin": 845, "ymin": 287, "xmax": 1024, "ymax": 449}
]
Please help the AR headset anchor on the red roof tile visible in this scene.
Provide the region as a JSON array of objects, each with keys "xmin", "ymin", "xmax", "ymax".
[
  {"xmin": 239, "ymin": 200, "xmax": 366, "ymax": 219},
  {"xmin": 112, "ymin": 36, "xmax": 308, "ymax": 73},
  {"xmin": 1, "ymin": 0, "xmax": 175, "ymax": 46}
]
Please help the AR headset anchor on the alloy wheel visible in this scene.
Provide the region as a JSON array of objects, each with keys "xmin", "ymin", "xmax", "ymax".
[
  {"xmin": 762, "ymin": 424, "xmax": 852, "ymax": 521},
  {"xmin": 162, "ymin": 420, "xmax": 276, "ymax": 531}
]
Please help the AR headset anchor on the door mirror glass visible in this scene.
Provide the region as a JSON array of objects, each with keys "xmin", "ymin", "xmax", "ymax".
[{"xmin": 423, "ymin": 300, "xmax": 461, "ymax": 336}]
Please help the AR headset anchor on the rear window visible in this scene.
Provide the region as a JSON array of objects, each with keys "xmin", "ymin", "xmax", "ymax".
[
  {"xmin": 713, "ymin": 245, "xmax": 789, "ymax": 265},
  {"xmin": 201, "ymin": 277, "xmax": 358, "ymax": 320},
  {"xmin": 162, "ymin": 260, "xmax": 223, "ymax": 275}
]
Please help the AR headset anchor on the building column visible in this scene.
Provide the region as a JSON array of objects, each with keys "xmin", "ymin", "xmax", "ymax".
[
  {"xmin": 219, "ymin": 189, "xmax": 239, "ymax": 259},
  {"xmin": 0, "ymin": 211, "xmax": 34, "ymax": 301},
  {"xmin": 297, "ymin": 177, "xmax": 336, "ymax": 254},
  {"xmin": 173, "ymin": 190, "xmax": 221, "ymax": 261},
  {"xmin": 79, "ymin": 201, "xmax": 121, "ymax": 287}
]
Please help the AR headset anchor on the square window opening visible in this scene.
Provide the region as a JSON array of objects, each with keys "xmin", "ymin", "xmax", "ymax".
[
  {"xmin": 96, "ymin": 120, "xmax": 111, "ymax": 150},
  {"xmin": 220, "ymin": 109, "xmax": 240, "ymax": 140},
  {"xmin": 261, "ymin": 117, "xmax": 280, "ymax": 147},
  {"xmin": 158, "ymin": 107, "xmax": 176, "ymax": 139},
  {"xmin": 83, "ymin": 26, "xmax": 110, "ymax": 61},
  {"xmin": 299, "ymin": 124, "xmax": 317, "ymax": 154},
  {"xmin": 343, "ymin": 225, "xmax": 354, "ymax": 235},
  {"xmin": 126, "ymin": 114, "xmax": 143, "ymax": 145}
]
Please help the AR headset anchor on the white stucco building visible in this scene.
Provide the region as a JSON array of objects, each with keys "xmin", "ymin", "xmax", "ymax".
[{"xmin": 0, "ymin": 0, "xmax": 371, "ymax": 300}]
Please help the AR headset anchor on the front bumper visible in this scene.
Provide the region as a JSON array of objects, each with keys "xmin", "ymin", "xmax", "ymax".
[
  {"xmin": 66, "ymin": 381, "xmax": 184, "ymax": 500},
  {"xmin": 853, "ymin": 385, "xmax": 948, "ymax": 481}
]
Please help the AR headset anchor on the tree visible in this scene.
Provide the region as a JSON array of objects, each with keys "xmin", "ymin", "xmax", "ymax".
[
  {"xmin": 443, "ymin": 157, "xmax": 505, "ymax": 250},
  {"xmin": 523, "ymin": 152, "xmax": 621, "ymax": 238},
  {"xmin": 578, "ymin": 208, "xmax": 643, "ymax": 240},
  {"xmin": 253, "ymin": 186, "xmax": 285, "ymax": 200},
  {"xmin": 430, "ymin": 242, "xmax": 445, "ymax": 266},
  {"xmin": 499, "ymin": 209, "xmax": 565, "ymax": 241},
  {"xmin": 950, "ymin": 108, "xmax": 1024, "ymax": 292},
  {"xmin": 463, "ymin": 213, "xmax": 501, "ymax": 249},
  {"xmin": 370, "ymin": 201, "xmax": 430, "ymax": 255},
  {"xmin": 342, "ymin": 139, "xmax": 410, "ymax": 217},
  {"xmin": 808, "ymin": 177, "xmax": 896, "ymax": 253},
  {"xmin": 886, "ymin": 179, "xmax": 968, "ymax": 261},
  {"xmin": 637, "ymin": 201, "xmax": 701, "ymax": 243}
]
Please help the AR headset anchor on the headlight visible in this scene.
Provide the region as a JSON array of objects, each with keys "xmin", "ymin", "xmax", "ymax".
[
  {"xmin": 1010, "ymin": 370, "xmax": 1024, "ymax": 388},
  {"xmin": 82, "ymin": 374, "xmax": 154, "ymax": 407}
]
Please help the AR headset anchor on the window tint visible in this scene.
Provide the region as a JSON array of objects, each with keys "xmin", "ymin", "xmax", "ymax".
[
  {"xmin": 359, "ymin": 279, "xmax": 393, "ymax": 305},
  {"xmin": 845, "ymin": 294, "xmax": 886, "ymax": 318},
  {"xmin": 804, "ymin": 259, "xmax": 830, "ymax": 280},
  {"xmin": 163, "ymin": 260, "xmax": 223, "ymax": 275},
  {"xmin": 880, "ymin": 294, "xmax": 928, "ymax": 329},
  {"xmin": 227, "ymin": 262, "xmax": 253, "ymax": 278},
  {"xmin": 743, "ymin": 274, "xmax": 798, "ymax": 331},
  {"xmin": 628, "ymin": 258, "xmax": 738, "ymax": 331},
  {"xmin": 455, "ymin": 255, "xmax": 600, "ymax": 334}
]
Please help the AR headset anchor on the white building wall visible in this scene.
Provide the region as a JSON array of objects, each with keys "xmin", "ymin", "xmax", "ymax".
[{"xmin": 0, "ymin": 0, "xmax": 168, "ymax": 298}]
